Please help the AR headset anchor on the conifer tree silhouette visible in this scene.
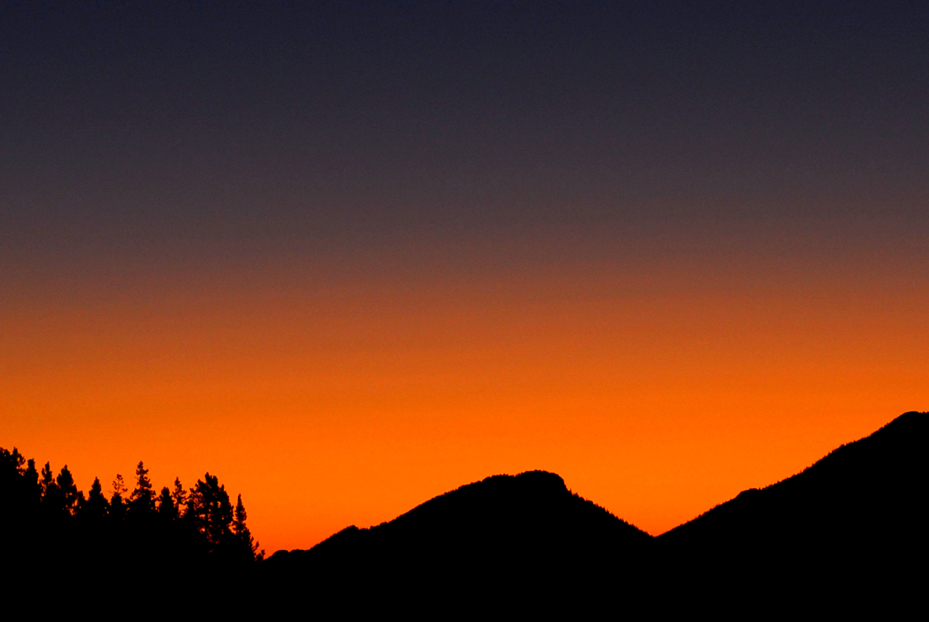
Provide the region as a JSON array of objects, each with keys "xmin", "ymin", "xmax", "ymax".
[
  {"xmin": 0, "ymin": 448, "xmax": 33, "ymax": 514},
  {"xmin": 0, "ymin": 448, "xmax": 23, "ymax": 486},
  {"xmin": 112, "ymin": 474, "xmax": 127, "ymax": 497},
  {"xmin": 0, "ymin": 447, "xmax": 24, "ymax": 474},
  {"xmin": 233, "ymin": 494, "xmax": 259, "ymax": 561},
  {"xmin": 189, "ymin": 473, "xmax": 234, "ymax": 553},
  {"xmin": 157, "ymin": 486, "xmax": 177, "ymax": 520},
  {"xmin": 56, "ymin": 465, "xmax": 81, "ymax": 515},
  {"xmin": 40, "ymin": 462, "xmax": 65, "ymax": 516},
  {"xmin": 170, "ymin": 477, "xmax": 187, "ymax": 517},
  {"xmin": 40, "ymin": 462, "xmax": 55, "ymax": 498},
  {"xmin": 130, "ymin": 461, "xmax": 155, "ymax": 514},
  {"xmin": 23, "ymin": 459, "xmax": 40, "ymax": 504},
  {"xmin": 110, "ymin": 474, "xmax": 127, "ymax": 521},
  {"xmin": 81, "ymin": 477, "xmax": 109, "ymax": 520}
]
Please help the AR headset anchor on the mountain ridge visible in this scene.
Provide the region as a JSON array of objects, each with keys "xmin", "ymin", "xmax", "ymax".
[
  {"xmin": 263, "ymin": 411, "xmax": 926, "ymax": 608},
  {"xmin": 4, "ymin": 411, "xmax": 923, "ymax": 610},
  {"xmin": 660, "ymin": 410, "xmax": 926, "ymax": 543},
  {"xmin": 274, "ymin": 411, "xmax": 926, "ymax": 559},
  {"xmin": 265, "ymin": 469, "xmax": 653, "ymax": 583}
]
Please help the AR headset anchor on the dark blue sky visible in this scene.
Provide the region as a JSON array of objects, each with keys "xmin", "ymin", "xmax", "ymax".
[{"xmin": 3, "ymin": 1, "xmax": 928, "ymax": 250}]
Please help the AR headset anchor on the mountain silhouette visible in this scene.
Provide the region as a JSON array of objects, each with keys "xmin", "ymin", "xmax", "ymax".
[
  {"xmin": 4, "ymin": 412, "xmax": 923, "ymax": 612},
  {"xmin": 263, "ymin": 412, "xmax": 926, "ymax": 611},
  {"xmin": 657, "ymin": 411, "xmax": 927, "ymax": 607},
  {"xmin": 262, "ymin": 470, "xmax": 653, "ymax": 609},
  {"xmin": 662, "ymin": 411, "xmax": 925, "ymax": 543}
]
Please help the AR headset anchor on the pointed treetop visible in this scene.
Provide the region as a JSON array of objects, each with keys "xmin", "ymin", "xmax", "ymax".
[
  {"xmin": 41, "ymin": 462, "xmax": 55, "ymax": 491},
  {"xmin": 130, "ymin": 461, "xmax": 155, "ymax": 512},
  {"xmin": 112, "ymin": 473, "xmax": 127, "ymax": 497},
  {"xmin": 56, "ymin": 465, "xmax": 81, "ymax": 514},
  {"xmin": 171, "ymin": 477, "xmax": 187, "ymax": 511},
  {"xmin": 234, "ymin": 494, "xmax": 247, "ymax": 534}
]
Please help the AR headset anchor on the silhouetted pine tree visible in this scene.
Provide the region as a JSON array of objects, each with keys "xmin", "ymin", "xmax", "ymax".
[
  {"xmin": 189, "ymin": 473, "xmax": 234, "ymax": 554},
  {"xmin": 233, "ymin": 494, "xmax": 259, "ymax": 561},
  {"xmin": 81, "ymin": 477, "xmax": 109, "ymax": 521},
  {"xmin": 0, "ymin": 447, "xmax": 25, "ymax": 477},
  {"xmin": 129, "ymin": 461, "xmax": 155, "ymax": 515},
  {"xmin": 157, "ymin": 486, "xmax": 177, "ymax": 520},
  {"xmin": 170, "ymin": 477, "xmax": 187, "ymax": 518},
  {"xmin": 1, "ymin": 449, "xmax": 41, "ymax": 571},
  {"xmin": 56, "ymin": 465, "xmax": 81, "ymax": 516},
  {"xmin": 23, "ymin": 459, "xmax": 40, "ymax": 504},
  {"xmin": 112, "ymin": 474, "xmax": 127, "ymax": 497},
  {"xmin": 0, "ymin": 448, "xmax": 34, "ymax": 516},
  {"xmin": 40, "ymin": 462, "xmax": 55, "ymax": 497},
  {"xmin": 110, "ymin": 474, "xmax": 127, "ymax": 522},
  {"xmin": 40, "ymin": 462, "xmax": 65, "ymax": 517}
]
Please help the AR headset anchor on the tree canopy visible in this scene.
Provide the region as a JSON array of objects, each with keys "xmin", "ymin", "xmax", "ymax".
[{"xmin": 0, "ymin": 446, "xmax": 262, "ymax": 577}]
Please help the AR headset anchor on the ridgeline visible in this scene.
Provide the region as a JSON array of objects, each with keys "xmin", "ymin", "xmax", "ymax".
[{"xmin": 3, "ymin": 412, "xmax": 925, "ymax": 612}]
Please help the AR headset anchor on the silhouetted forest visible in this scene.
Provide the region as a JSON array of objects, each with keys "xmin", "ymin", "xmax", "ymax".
[
  {"xmin": 4, "ymin": 412, "xmax": 925, "ymax": 613},
  {"xmin": 0, "ymin": 451, "xmax": 260, "ymax": 605}
]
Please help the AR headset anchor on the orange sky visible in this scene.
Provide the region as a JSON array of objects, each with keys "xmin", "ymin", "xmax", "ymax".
[{"xmin": 2, "ymin": 219, "xmax": 927, "ymax": 554}]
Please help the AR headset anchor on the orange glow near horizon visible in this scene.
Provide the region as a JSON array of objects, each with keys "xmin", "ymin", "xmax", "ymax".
[{"xmin": 3, "ymin": 223, "xmax": 928, "ymax": 553}]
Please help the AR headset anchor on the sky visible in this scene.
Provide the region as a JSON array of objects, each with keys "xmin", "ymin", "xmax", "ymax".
[{"xmin": 2, "ymin": 1, "xmax": 928, "ymax": 553}]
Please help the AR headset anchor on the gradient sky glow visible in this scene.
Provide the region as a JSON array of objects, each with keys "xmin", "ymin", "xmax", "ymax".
[{"xmin": 3, "ymin": 2, "xmax": 928, "ymax": 553}]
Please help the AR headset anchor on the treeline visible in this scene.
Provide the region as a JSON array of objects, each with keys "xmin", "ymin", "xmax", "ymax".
[{"xmin": 1, "ymin": 445, "xmax": 261, "ymax": 581}]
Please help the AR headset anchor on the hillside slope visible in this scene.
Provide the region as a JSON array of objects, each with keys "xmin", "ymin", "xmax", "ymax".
[
  {"xmin": 264, "ymin": 470, "xmax": 652, "ymax": 603},
  {"xmin": 657, "ymin": 411, "xmax": 927, "ymax": 600}
]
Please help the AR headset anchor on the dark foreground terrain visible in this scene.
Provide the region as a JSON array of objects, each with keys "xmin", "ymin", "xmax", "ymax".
[
  {"xmin": 4, "ymin": 412, "xmax": 925, "ymax": 612},
  {"xmin": 261, "ymin": 411, "xmax": 927, "ymax": 611}
]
